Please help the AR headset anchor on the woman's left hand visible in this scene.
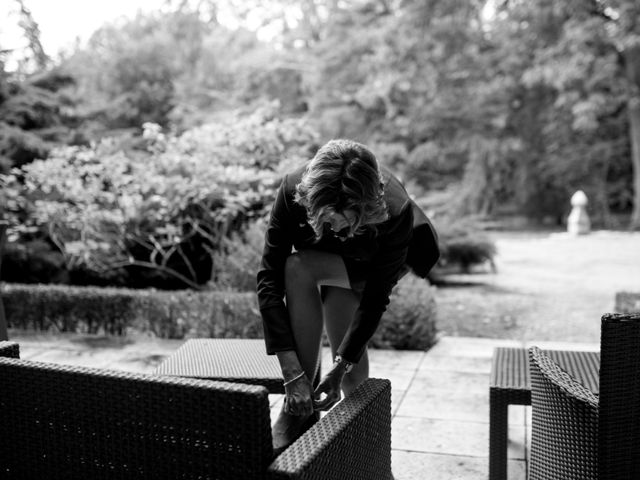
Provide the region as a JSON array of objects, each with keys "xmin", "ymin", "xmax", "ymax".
[{"xmin": 313, "ymin": 362, "xmax": 347, "ymax": 411}]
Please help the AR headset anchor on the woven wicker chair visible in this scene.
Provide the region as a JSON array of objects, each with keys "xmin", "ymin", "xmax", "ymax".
[
  {"xmin": 528, "ymin": 313, "xmax": 640, "ymax": 480},
  {"xmin": 0, "ymin": 341, "xmax": 392, "ymax": 480},
  {"xmin": 0, "ymin": 340, "xmax": 18, "ymax": 358}
]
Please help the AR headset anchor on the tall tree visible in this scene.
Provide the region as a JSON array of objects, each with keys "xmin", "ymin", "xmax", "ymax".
[
  {"xmin": 615, "ymin": 0, "xmax": 640, "ymax": 228},
  {"xmin": 14, "ymin": 0, "xmax": 50, "ymax": 72},
  {"xmin": 61, "ymin": 6, "xmax": 280, "ymax": 132},
  {"xmin": 501, "ymin": 0, "xmax": 640, "ymax": 228}
]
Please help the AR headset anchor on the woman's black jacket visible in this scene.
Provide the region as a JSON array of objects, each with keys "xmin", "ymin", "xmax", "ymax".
[{"xmin": 256, "ymin": 164, "xmax": 414, "ymax": 364}]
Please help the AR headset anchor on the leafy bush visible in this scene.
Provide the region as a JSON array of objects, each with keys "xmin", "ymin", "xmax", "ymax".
[
  {"xmin": 209, "ymin": 217, "xmax": 267, "ymax": 291},
  {"xmin": 405, "ymin": 141, "xmax": 466, "ymax": 190},
  {"xmin": 615, "ymin": 292, "xmax": 640, "ymax": 314},
  {"xmin": 371, "ymin": 274, "xmax": 438, "ymax": 350},
  {"xmin": 371, "ymin": 142, "xmax": 409, "ymax": 174},
  {"xmin": 1, "ymin": 280, "xmax": 437, "ymax": 351},
  {"xmin": 1, "ymin": 240, "xmax": 67, "ymax": 284},
  {"xmin": 432, "ymin": 216, "xmax": 497, "ymax": 274},
  {"xmin": 2, "ymin": 104, "xmax": 318, "ymax": 288}
]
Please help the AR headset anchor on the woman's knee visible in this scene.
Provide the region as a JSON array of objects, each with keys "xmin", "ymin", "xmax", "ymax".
[{"xmin": 284, "ymin": 252, "xmax": 316, "ymax": 285}]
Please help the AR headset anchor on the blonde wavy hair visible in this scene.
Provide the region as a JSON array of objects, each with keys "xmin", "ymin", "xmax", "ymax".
[{"xmin": 294, "ymin": 139, "xmax": 388, "ymax": 241}]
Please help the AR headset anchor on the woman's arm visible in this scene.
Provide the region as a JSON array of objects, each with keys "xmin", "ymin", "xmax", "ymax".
[
  {"xmin": 336, "ymin": 204, "xmax": 414, "ymax": 363},
  {"xmin": 314, "ymin": 207, "xmax": 413, "ymax": 411},
  {"xmin": 256, "ymin": 177, "xmax": 298, "ymax": 354},
  {"xmin": 257, "ymin": 177, "xmax": 318, "ymax": 414}
]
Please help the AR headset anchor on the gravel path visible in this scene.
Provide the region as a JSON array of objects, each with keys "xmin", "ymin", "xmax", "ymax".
[{"xmin": 434, "ymin": 230, "xmax": 640, "ymax": 343}]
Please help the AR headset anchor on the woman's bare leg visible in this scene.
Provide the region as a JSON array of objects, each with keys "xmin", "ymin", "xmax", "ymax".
[
  {"xmin": 284, "ymin": 250, "xmax": 351, "ymax": 384},
  {"xmin": 272, "ymin": 250, "xmax": 354, "ymax": 454},
  {"xmin": 322, "ymin": 286, "xmax": 369, "ymax": 396}
]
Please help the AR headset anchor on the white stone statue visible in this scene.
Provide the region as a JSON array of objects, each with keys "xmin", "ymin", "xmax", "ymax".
[{"xmin": 567, "ymin": 190, "xmax": 590, "ymax": 235}]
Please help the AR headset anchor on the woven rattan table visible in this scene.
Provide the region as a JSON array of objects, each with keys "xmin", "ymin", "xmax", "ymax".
[
  {"xmin": 489, "ymin": 347, "xmax": 600, "ymax": 480},
  {"xmin": 154, "ymin": 338, "xmax": 285, "ymax": 393}
]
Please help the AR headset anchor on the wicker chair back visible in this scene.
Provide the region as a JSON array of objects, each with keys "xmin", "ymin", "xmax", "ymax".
[
  {"xmin": 0, "ymin": 356, "xmax": 273, "ymax": 480},
  {"xmin": 598, "ymin": 313, "xmax": 640, "ymax": 480},
  {"xmin": 529, "ymin": 313, "xmax": 640, "ymax": 480}
]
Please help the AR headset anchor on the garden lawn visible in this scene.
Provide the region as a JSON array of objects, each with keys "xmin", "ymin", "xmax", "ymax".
[{"xmin": 434, "ymin": 230, "xmax": 640, "ymax": 343}]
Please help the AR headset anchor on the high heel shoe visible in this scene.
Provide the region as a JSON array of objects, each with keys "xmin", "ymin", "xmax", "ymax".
[{"xmin": 272, "ymin": 408, "xmax": 320, "ymax": 457}]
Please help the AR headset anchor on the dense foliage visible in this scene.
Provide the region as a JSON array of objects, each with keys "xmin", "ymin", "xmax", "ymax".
[
  {"xmin": 2, "ymin": 0, "xmax": 640, "ymax": 293},
  {"xmin": 433, "ymin": 217, "xmax": 497, "ymax": 274},
  {"xmin": 2, "ymin": 105, "xmax": 317, "ymax": 288},
  {"xmin": 300, "ymin": 0, "xmax": 639, "ymax": 227},
  {"xmin": 0, "ymin": 68, "xmax": 79, "ymax": 173}
]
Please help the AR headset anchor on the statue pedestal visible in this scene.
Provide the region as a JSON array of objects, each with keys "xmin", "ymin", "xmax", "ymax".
[{"xmin": 567, "ymin": 190, "xmax": 590, "ymax": 235}]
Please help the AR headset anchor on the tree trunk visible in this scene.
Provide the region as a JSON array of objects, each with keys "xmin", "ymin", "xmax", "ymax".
[
  {"xmin": 625, "ymin": 45, "xmax": 640, "ymax": 230},
  {"xmin": 0, "ymin": 221, "xmax": 8, "ymax": 341},
  {"xmin": 629, "ymin": 100, "xmax": 640, "ymax": 229}
]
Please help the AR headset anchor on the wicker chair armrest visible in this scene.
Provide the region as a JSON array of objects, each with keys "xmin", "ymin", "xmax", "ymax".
[
  {"xmin": 267, "ymin": 378, "xmax": 392, "ymax": 480},
  {"xmin": 0, "ymin": 341, "xmax": 19, "ymax": 358},
  {"xmin": 530, "ymin": 346, "xmax": 599, "ymax": 408},
  {"xmin": 528, "ymin": 346, "xmax": 599, "ymax": 480}
]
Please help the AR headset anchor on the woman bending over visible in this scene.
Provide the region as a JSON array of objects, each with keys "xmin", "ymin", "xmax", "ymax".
[{"xmin": 257, "ymin": 139, "xmax": 414, "ymax": 454}]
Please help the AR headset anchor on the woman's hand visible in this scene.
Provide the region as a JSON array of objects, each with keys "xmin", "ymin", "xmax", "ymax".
[
  {"xmin": 313, "ymin": 362, "xmax": 347, "ymax": 411},
  {"xmin": 277, "ymin": 351, "xmax": 315, "ymax": 416},
  {"xmin": 284, "ymin": 373, "xmax": 315, "ymax": 416}
]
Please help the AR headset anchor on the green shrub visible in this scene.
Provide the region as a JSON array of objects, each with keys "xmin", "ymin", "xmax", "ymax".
[
  {"xmin": 615, "ymin": 292, "xmax": 640, "ymax": 314},
  {"xmin": 432, "ymin": 216, "xmax": 497, "ymax": 274},
  {"xmin": 1, "ymin": 240, "xmax": 67, "ymax": 284},
  {"xmin": 371, "ymin": 274, "xmax": 438, "ymax": 350},
  {"xmin": 209, "ymin": 218, "xmax": 266, "ymax": 291},
  {"xmin": 1, "ymin": 279, "xmax": 438, "ymax": 351},
  {"xmin": 2, "ymin": 105, "xmax": 318, "ymax": 289}
]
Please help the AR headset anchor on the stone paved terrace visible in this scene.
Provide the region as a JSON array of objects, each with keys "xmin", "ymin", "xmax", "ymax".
[{"xmin": 6, "ymin": 330, "xmax": 599, "ymax": 479}]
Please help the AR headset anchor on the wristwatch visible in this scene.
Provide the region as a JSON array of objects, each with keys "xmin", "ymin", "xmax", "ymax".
[{"xmin": 334, "ymin": 355, "xmax": 353, "ymax": 373}]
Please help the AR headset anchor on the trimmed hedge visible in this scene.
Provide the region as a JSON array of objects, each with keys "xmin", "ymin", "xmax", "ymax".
[
  {"xmin": 615, "ymin": 292, "xmax": 640, "ymax": 314},
  {"xmin": 0, "ymin": 278, "xmax": 438, "ymax": 351},
  {"xmin": 1, "ymin": 284, "xmax": 262, "ymax": 339}
]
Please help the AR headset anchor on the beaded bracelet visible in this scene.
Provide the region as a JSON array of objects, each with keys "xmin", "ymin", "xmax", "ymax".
[{"xmin": 283, "ymin": 371, "xmax": 305, "ymax": 387}]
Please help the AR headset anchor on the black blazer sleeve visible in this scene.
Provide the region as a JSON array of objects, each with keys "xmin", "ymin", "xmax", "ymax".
[
  {"xmin": 336, "ymin": 202, "xmax": 414, "ymax": 363},
  {"xmin": 256, "ymin": 177, "xmax": 297, "ymax": 354}
]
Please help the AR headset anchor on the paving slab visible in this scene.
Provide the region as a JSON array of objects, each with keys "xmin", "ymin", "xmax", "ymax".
[
  {"xmin": 390, "ymin": 389, "xmax": 407, "ymax": 416},
  {"xmin": 419, "ymin": 353, "xmax": 493, "ymax": 374},
  {"xmin": 411, "ymin": 370, "xmax": 490, "ymax": 394},
  {"xmin": 368, "ymin": 349, "xmax": 426, "ymax": 371},
  {"xmin": 392, "ymin": 451, "xmax": 526, "ymax": 480},
  {"xmin": 392, "ymin": 416, "xmax": 526, "ymax": 460},
  {"xmin": 397, "ymin": 385, "xmax": 489, "ymax": 422},
  {"xmin": 371, "ymin": 366, "xmax": 416, "ymax": 391},
  {"xmin": 427, "ymin": 336, "xmax": 524, "ymax": 358},
  {"xmin": 24, "ymin": 348, "xmax": 121, "ymax": 368}
]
